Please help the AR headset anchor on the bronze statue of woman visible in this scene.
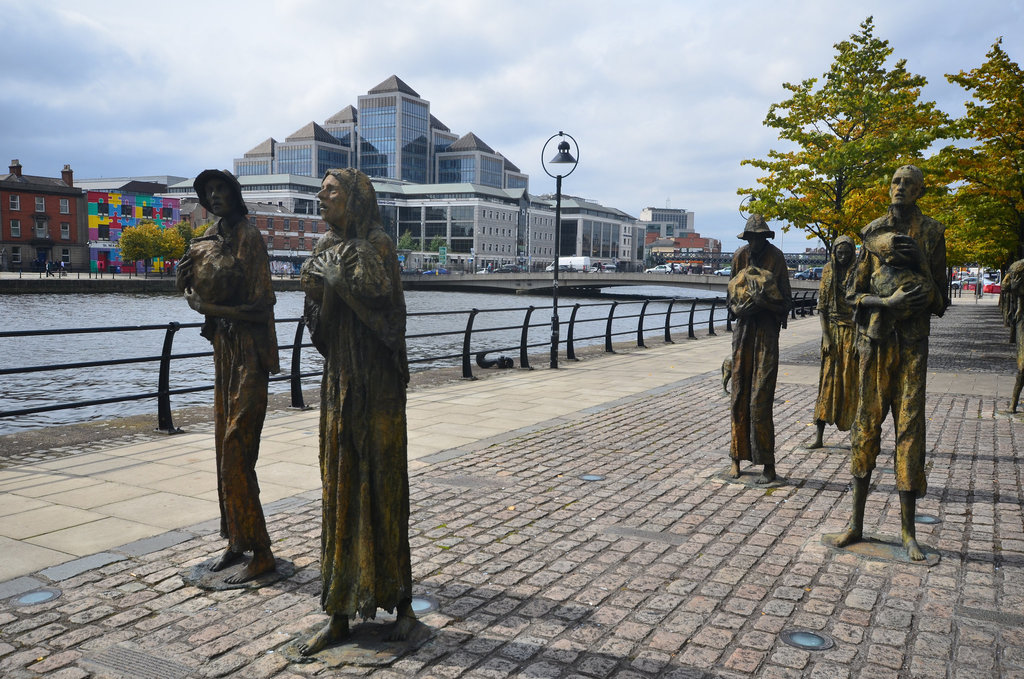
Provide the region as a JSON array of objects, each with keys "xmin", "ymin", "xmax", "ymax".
[
  {"xmin": 176, "ymin": 169, "xmax": 278, "ymax": 584},
  {"xmin": 810, "ymin": 236, "xmax": 857, "ymax": 448},
  {"xmin": 298, "ymin": 168, "xmax": 416, "ymax": 655}
]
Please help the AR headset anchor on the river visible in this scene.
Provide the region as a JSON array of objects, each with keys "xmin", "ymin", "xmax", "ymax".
[{"xmin": 0, "ymin": 285, "xmax": 722, "ymax": 434}]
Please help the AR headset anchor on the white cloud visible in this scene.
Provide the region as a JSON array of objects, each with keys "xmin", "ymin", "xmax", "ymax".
[{"xmin": 1, "ymin": 0, "xmax": 1021, "ymax": 250}]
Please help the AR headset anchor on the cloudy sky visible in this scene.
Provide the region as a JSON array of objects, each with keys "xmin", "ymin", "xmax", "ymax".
[{"xmin": 1, "ymin": 0, "xmax": 1020, "ymax": 251}]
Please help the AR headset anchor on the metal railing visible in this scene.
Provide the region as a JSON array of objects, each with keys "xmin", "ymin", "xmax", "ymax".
[{"xmin": 0, "ymin": 292, "xmax": 815, "ymax": 432}]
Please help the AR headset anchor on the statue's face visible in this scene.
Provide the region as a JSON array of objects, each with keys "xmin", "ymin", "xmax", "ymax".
[
  {"xmin": 205, "ymin": 178, "xmax": 237, "ymax": 218},
  {"xmin": 318, "ymin": 174, "xmax": 347, "ymax": 227},
  {"xmin": 747, "ymin": 232, "xmax": 768, "ymax": 254},
  {"xmin": 890, "ymin": 168, "xmax": 923, "ymax": 206},
  {"xmin": 835, "ymin": 242, "xmax": 854, "ymax": 266}
]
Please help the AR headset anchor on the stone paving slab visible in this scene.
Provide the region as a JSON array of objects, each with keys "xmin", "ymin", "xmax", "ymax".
[{"xmin": 1, "ymin": 299, "xmax": 1022, "ymax": 678}]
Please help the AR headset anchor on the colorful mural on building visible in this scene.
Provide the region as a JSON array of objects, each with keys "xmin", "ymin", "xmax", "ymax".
[{"xmin": 87, "ymin": 191, "xmax": 180, "ymax": 272}]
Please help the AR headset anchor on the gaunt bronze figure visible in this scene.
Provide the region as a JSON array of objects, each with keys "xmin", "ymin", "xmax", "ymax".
[
  {"xmin": 176, "ymin": 169, "xmax": 278, "ymax": 583},
  {"xmin": 727, "ymin": 215, "xmax": 791, "ymax": 484},
  {"xmin": 298, "ymin": 169, "xmax": 416, "ymax": 655},
  {"xmin": 826, "ymin": 165, "xmax": 948, "ymax": 561}
]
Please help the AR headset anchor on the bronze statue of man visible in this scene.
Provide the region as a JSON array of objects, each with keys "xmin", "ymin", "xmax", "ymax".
[
  {"xmin": 810, "ymin": 236, "xmax": 858, "ymax": 448},
  {"xmin": 1002, "ymin": 260, "xmax": 1024, "ymax": 411},
  {"xmin": 176, "ymin": 169, "xmax": 279, "ymax": 583},
  {"xmin": 727, "ymin": 215, "xmax": 792, "ymax": 484},
  {"xmin": 827, "ymin": 165, "xmax": 948, "ymax": 561},
  {"xmin": 298, "ymin": 169, "xmax": 416, "ymax": 655}
]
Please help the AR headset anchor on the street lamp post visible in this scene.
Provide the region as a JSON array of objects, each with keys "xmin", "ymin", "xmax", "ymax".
[{"xmin": 541, "ymin": 131, "xmax": 579, "ymax": 369}]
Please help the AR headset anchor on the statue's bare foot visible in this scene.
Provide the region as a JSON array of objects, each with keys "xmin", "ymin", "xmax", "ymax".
[
  {"xmin": 903, "ymin": 532, "xmax": 925, "ymax": 561},
  {"xmin": 728, "ymin": 460, "xmax": 741, "ymax": 478},
  {"xmin": 756, "ymin": 466, "xmax": 777, "ymax": 485},
  {"xmin": 824, "ymin": 528, "xmax": 862, "ymax": 548},
  {"xmin": 385, "ymin": 614, "xmax": 418, "ymax": 642},
  {"xmin": 298, "ymin": 616, "xmax": 349, "ymax": 656},
  {"xmin": 209, "ymin": 549, "xmax": 244, "ymax": 572},
  {"xmin": 385, "ymin": 600, "xmax": 418, "ymax": 642},
  {"xmin": 223, "ymin": 550, "xmax": 275, "ymax": 584}
]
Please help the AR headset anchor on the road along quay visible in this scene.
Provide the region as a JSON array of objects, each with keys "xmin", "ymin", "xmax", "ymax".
[{"xmin": 0, "ymin": 298, "xmax": 1021, "ymax": 678}]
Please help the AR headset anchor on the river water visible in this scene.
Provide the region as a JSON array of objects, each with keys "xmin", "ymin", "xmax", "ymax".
[{"xmin": 0, "ymin": 285, "xmax": 722, "ymax": 434}]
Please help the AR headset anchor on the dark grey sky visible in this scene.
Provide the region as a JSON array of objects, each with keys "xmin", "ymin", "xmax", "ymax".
[{"xmin": 1, "ymin": 0, "xmax": 1020, "ymax": 250}]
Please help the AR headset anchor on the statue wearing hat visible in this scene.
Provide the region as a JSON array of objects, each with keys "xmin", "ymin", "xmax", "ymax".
[
  {"xmin": 727, "ymin": 214, "xmax": 791, "ymax": 484},
  {"xmin": 176, "ymin": 169, "xmax": 279, "ymax": 583}
]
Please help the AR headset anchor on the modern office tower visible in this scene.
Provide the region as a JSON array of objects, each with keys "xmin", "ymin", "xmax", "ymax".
[
  {"xmin": 232, "ymin": 75, "xmax": 525, "ymax": 190},
  {"xmin": 639, "ymin": 206, "xmax": 696, "ymax": 238}
]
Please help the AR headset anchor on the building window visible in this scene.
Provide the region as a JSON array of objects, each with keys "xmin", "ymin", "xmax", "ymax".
[
  {"xmin": 11, "ymin": 246, "xmax": 21, "ymax": 263},
  {"xmin": 60, "ymin": 198, "xmax": 70, "ymax": 214},
  {"xmin": 267, "ymin": 218, "xmax": 274, "ymax": 231},
  {"xmin": 283, "ymin": 219, "xmax": 290, "ymax": 232},
  {"xmin": 35, "ymin": 197, "xmax": 45, "ymax": 212},
  {"xmin": 61, "ymin": 248, "xmax": 70, "ymax": 263},
  {"xmin": 9, "ymin": 195, "xmax": 19, "ymax": 211},
  {"xmin": 61, "ymin": 222, "xmax": 70, "ymax": 239},
  {"xmin": 35, "ymin": 220, "xmax": 47, "ymax": 238},
  {"xmin": 10, "ymin": 219, "xmax": 20, "ymax": 238},
  {"xmin": 298, "ymin": 220, "xmax": 305, "ymax": 232}
]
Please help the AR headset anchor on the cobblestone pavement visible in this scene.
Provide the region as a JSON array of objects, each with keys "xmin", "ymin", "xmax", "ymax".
[{"xmin": 2, "ymin": 301, "xmax": 1023, "ymax": 678}]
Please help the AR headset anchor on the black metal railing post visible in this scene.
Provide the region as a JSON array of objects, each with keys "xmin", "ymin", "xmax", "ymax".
[
  {"xmin": 156, "ymin": 322, "xmax": 182, "ymax": 434},
  {"xmin": 688, "ymin": 300, "xmax": 698, "ymax": 339},
  {"xmin": 708, "ymin": 299, "xmax": 718, "ymax": 336},
  {"xmin": 519, "ymin": 306, "xmax": 535, "ymax": 370},
  {"xmin": 637, "ymin": 300, "xmax": 650, "ymax": 348},
  {"xmin": 290, "ymin": 317, "xmax": 309, "ymax": 409},
  {"xmin": 727, "ymin": 307, "xmax": 733, "ymax": 332},
  {"xmin": 566, "ymin": 303, "xmax": 581, "ymax": 360},
  {"xmin": 664, "ymin": 298, "xmax": 677, "ymax": 343},
  {"xmin": 604, "ymin": 301, "xmax": 618, "ymax": 353},
  {"xmin": 462, "ymin": 309, "xmax": 479, "ymax": 379}
]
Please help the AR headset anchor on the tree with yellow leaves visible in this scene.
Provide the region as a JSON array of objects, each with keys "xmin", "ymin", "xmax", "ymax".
[{"xmin": 739, "ymin": 17, "xmax": 949, "ymax": 252}]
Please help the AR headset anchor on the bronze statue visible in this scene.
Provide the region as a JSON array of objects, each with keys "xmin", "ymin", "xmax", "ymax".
[
  {"xmin": 826, "ymin": 165, "xmax": 948, "ymax": 561},
  {"xmin": 298, "ymin": 168, "xmax": 416, "ymax": 655},
  {"xmin": 727, "ymin": 215, "xmax": 792, "ymax": 483},
  {"xmin": 1003, "ymin": 260, "xmax": 1024, "ymax": 411},
  {"xmin": 810, "ymin": 236, "xmax": 857, "ymax": 448},
  {"xmin": 176, "ymin": 169, "xmax": 278, "ymax": 583}
]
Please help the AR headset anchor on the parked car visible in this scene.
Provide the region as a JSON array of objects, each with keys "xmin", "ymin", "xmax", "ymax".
[
  {"xmin": 495, "ymin": 264, "xmax": 522, "ymax": 273},
  {"xmin": 421, "ymin": 268, "xmax": 449, "ymax": 275},
  {"xmin": 645, "ymin": 264, "xmax": 672, "ymax": 274},
  {"xmin": 713, "ymin": 267, "xmax": 731, "ymax": 276},
  {"xmin": 794, "ymin": 267, "xmax": 823, "ymax": 280}
]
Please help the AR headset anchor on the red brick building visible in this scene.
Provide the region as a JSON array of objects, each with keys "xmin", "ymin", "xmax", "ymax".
[{"xmin": 0, "ymin": 160, "xmax": 88, "ymax": 271}]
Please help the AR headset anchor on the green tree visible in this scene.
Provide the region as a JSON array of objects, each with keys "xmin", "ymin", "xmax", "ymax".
[
  {"xmin": 118, "ymin": 221, "xmax": 162, "ymax": 272},
  {"xmin": 428, "ymin": 236, "xmax": 448, "ymax": 252},
  {"xmin": 397, "ymin": 229, "xmax": 416, "ymax": 250},
  {"xmin": 937, "ymin": 38, "xmax": 1024, "ymax": 268},
  {"xmin": 739, "ymin": 17, "xmax": 949, "ymax": 252}
]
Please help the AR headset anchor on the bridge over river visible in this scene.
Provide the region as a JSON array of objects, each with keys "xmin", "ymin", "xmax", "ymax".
[{"xmin": 400, "ymin": 270, "xmax": 821, "ymax": 295}]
